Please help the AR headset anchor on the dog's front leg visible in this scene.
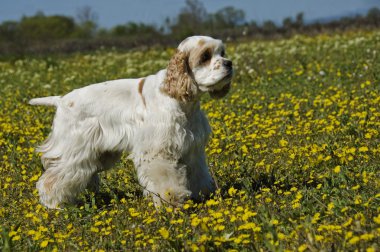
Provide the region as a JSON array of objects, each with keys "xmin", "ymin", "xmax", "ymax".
[{"xmin": 135, "ymin": 158, "xmax": 191, "ymax": 207}]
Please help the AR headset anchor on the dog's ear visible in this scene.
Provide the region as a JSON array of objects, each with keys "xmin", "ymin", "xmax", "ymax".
[
  {"xmin": 209, "ymin": 83, "xmax": 230, "ymax": 99},
  {"xmin": 162, "ymin": 50, "xmax": 198, "ymax": 102}
]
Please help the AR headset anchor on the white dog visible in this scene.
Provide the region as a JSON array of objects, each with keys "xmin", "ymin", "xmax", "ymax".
[{"xmin": 29, "ymin": 36, "xmax": 233, "ymax": 209}]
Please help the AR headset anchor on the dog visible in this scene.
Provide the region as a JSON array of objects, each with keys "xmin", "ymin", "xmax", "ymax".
[{"xmin": 29, "ymin": 36, "xmax": 233, "ymax": 209}]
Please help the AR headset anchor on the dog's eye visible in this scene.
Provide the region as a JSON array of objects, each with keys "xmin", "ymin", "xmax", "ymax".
[
  {"xmin": 200, "ymin": 51, "xmax": 211, "ymax": 64},
  {"xmin": 221, "ymin": 49, "xmax": 225, "ymax": 57}
]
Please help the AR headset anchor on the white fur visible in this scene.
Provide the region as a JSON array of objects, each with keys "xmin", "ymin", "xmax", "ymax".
[{"xmin": 29, "ymin": 36, "xmax": 233, "ymax": 209}]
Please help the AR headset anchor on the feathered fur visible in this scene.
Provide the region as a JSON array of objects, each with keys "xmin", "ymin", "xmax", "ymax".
[{"xmin": 162, "ymin": 50, "xmax": 198, "ymax": 102}]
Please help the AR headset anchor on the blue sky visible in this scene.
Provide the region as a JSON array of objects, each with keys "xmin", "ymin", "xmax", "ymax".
[{"xmin": 0, "ymin": 0, "xmax": 379, "ymax": 28}]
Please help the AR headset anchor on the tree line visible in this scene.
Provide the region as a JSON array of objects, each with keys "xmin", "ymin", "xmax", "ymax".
[{"xmin": 1, "ymin": 0, "xmax": 379, "ymax": 56}]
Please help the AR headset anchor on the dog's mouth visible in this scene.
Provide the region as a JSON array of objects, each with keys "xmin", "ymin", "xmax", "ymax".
[
  {"xmin": 208, "ymin": 73, "xmax": 232, "ymax": 99},
  {"xmin": 221, "ymin": 70, "xmax": 233, "ymax": 83},
  {"xmin": 208, "ymin": 82, "xmax": 231, "ymax": 99},
  {"xmin": 208, "ymin": 70, "xmax": 233, "ymax": 90}
]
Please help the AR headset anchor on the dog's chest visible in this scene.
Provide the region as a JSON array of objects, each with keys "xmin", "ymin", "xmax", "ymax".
[{"xmin": 180, "ymin": 111, "xmax": 210, "ymax": 153}]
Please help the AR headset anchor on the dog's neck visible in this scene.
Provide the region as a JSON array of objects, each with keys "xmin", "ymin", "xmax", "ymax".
[{"xmin": 179, "ymin": 99, "xmax": 201, "ymax": 117}]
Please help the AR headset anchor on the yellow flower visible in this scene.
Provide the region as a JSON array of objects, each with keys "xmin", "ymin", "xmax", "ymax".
[
  {"xmin": 40, "ymin": 240, "xmax": 49, "ymax": 248},
  {"xmin": 292, "ymin": 202, "xmax": 301, "ymax": 209},
  {"xmin": 128, "ymin": 208, "xmax": 140, "ymax": 217},
  {"xmin": 242, "ymin": 210, "xmax": 257, "ymax": 221},
  {"xmin": 270, "ymin": 219, "xmax": 279, "ymax": 225},
  {"xmin": 359, "ymin": 146, "xmax": 369, "ymax": 152},
  {"xmin": 374, "ymin": 214, "xmax": 380, "ymax": 224},
  {"xmin": 90, "ymin": 227, "xmax": 99, "ymax": 233},
  {"xmin": 241, "ymin": 145, "xmax": 248, "ymax": 154},
  {"xmin": 198, "ymin": 234, "xmax": 210, "ymax": 243},
  {"xmin": 298, "ymin": 244, "xmax": 308, "ymax": 252},
  {"xmin": 191, "ymin": 217, "xmax": 201, "ymax": 227},
  {"xmin": 191, "ymin": 244, "xmax": 199, "ymax": 251},
  {"xmin": 341, "ymin": 207, "xmax": 348, "ymax": 213},
  {"xmin": 348, "ymin": 236, "xmax": 360, "ymax": 245},
  {"xmin": 29, "ymin": 174, "xmax": 39, "ymax": 182},
  {"xmin": 228, "ymin": 187, "xmax": 237, "ymax": 196},
  {"xmin": 234, "ymin": 237, "xmax": 242, "ymax": 244},
  {"xmin": 94, "ymin": 221, "xmax": 103, "ymax": 226},
  {"xmin": 213, "ymin": 225, "xmax": 225, "ymax": 231},
  {"xmin": 277, "ymin": 232, "xmax": 286, "ymax": 240},
  {"xmin": 206, "ymin": 199, "xmax": 219, "ymax": 207},
  {"xmin": 343, "ymin": 218, "xmax": 353, "ymax": 227},
  {"xmin": 327, "ymin": 202, "xmax": 334, "ymax": 211},
  {"xmin": 238, "ymin": 222, "xmax": 261, "ymax": 232},
  {"xmin": 279, "ymin": 139, "xmax": 288, "ymax": 147},
  {"xmin": 315, "ymin": 235, "xmax": 324, "ymax": 241},
  {"xmin": 360, "ymin": 233, "xmax": 374, "ymax": 241},
  {"xmin": 352, "ymin": 185, "xmax": 360, "ymax": 190},
  {"xmin": 333, "ymin": 165, "xmax": 341, "ymax": 173},
  {"xmin": 12, "ymin": 235, "xmax": 21, "ymax": 241},
  {"xmin": 158, "ymin": 227, "xmax": 169, "ymax": 239}
]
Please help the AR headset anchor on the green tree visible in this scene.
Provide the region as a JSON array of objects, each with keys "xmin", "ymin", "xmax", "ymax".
[
  {"xmin": 211, "ymin": 6, "xmax": 246, "ymax": 28},
  {"xmin": 111, "ymin": 22, "xmax": 158, "ymax": 37},
  {"xmin": 169, "ymin": 0, "xmax": 208, "ymax": 39},
  {"xmin": 19, "ymin": 12, "xmax": 75, "ymax": 41},
  {"xmin": 295, "ymin": 12, "xmax": 304, "ymax": 29},
  {"xmin": 366, "ymin": 7, "xmax": 380, "ymax": 25},
  {"xmin": 282, "ymin": 17, "xmax": 293, "ymax": 30},
  {"xmin": 262, "ymin": 20, "xmax": 277, "ymax": 34},
  {"xmin": 74, "ymin": 6, "xmax": 98, "ymax": 39},
  {"xmin": 0, "ymin": 21, "xmax": 19, "ymax": 42}
]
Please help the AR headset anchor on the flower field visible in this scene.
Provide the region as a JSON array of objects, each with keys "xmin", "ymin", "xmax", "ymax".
[{"xmin": 1, "ymin": 31, "xmax": 380, "ymax": 251}]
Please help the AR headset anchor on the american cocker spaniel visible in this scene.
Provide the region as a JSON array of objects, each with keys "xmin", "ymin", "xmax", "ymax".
[{"xmin": 29, "ymin": 36, "xmax": 233, "ymax": 209}]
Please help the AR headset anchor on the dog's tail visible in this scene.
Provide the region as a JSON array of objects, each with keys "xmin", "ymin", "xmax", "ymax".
[{"xmin": 29, "ymin": 96, "xmax": 61, "ymax": 106}]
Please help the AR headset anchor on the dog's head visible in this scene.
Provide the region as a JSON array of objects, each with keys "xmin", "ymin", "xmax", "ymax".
[{"xmin": 163, "ymin": 36, "xmax": 233, "ymax": 102}]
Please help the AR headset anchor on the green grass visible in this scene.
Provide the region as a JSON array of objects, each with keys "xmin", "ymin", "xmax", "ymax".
[{"xmin": 1, "ymin": 30, "xmax": 379, "ymax": 251}]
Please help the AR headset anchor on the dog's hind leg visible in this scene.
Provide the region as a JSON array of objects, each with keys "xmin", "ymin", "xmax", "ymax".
[
  {"xmin": 36, "ymin": 159, "xmax": 98, "ymax": 209},
  {"xmin": 37, "ymin": 152, "xmax": 122, "ymax": 208},
  {"xmin": 36, "ymin": 117, "xmax": 106, "ymax": 209}
]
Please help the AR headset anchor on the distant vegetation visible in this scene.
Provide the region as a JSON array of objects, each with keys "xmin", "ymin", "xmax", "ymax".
[{"xmin": 0, "ymin": 0, "xmax": 379, "ymax": 56}]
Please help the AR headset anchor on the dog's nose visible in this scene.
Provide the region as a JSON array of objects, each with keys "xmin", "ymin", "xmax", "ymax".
[{"xmin": 223, "ymin": 60, "xmax": 233, "ymax": 69}]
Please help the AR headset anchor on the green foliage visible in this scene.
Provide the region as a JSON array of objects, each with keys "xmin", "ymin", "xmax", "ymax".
[
  {"xmin": 0, "ymin": 30, "xmax": 379, "ymax": 251},
  {"xmin": 1, "ymin": 4, "xmax": 380, "ymax": 56},
  {"xmin": 168, "ymin": 0, "xmax": 208, "ymax": 39},
  {"xmin": 367, "ymin": 7, "xmax": 380, "ymax": 25},
  {"xmin": 111, "ymin": 22, "xmax": 159, "ymax": 37},
  {"xmin": 73, "ymin": 21, "xmax": 98, "ymax": 39},
  {"xmin": 19, "ymin": 13, "xmax": 76, "ymax": 40},
  {"xmin": 0, "ymin": 21, "xmax": 19, "ymax": 42}
]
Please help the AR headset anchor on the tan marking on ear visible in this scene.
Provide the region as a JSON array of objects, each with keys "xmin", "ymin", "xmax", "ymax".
[
  {"xmin": 68, "ymin": 101, "xmax": 74, "ymax": 107},
  {"xmin": 138, "ymin": 78, "xmax": 146, "ymax": 107},
  {"xmin": 189, "ymin": 45, "xmax": 215, "ymax": 68},
  {"xmin": 162, "ymin": 50, "xmax": 198, "ymax": 102},
  {"xmin": 198, "ymin": 39, "xmax": 205, "ymax": 46}
]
